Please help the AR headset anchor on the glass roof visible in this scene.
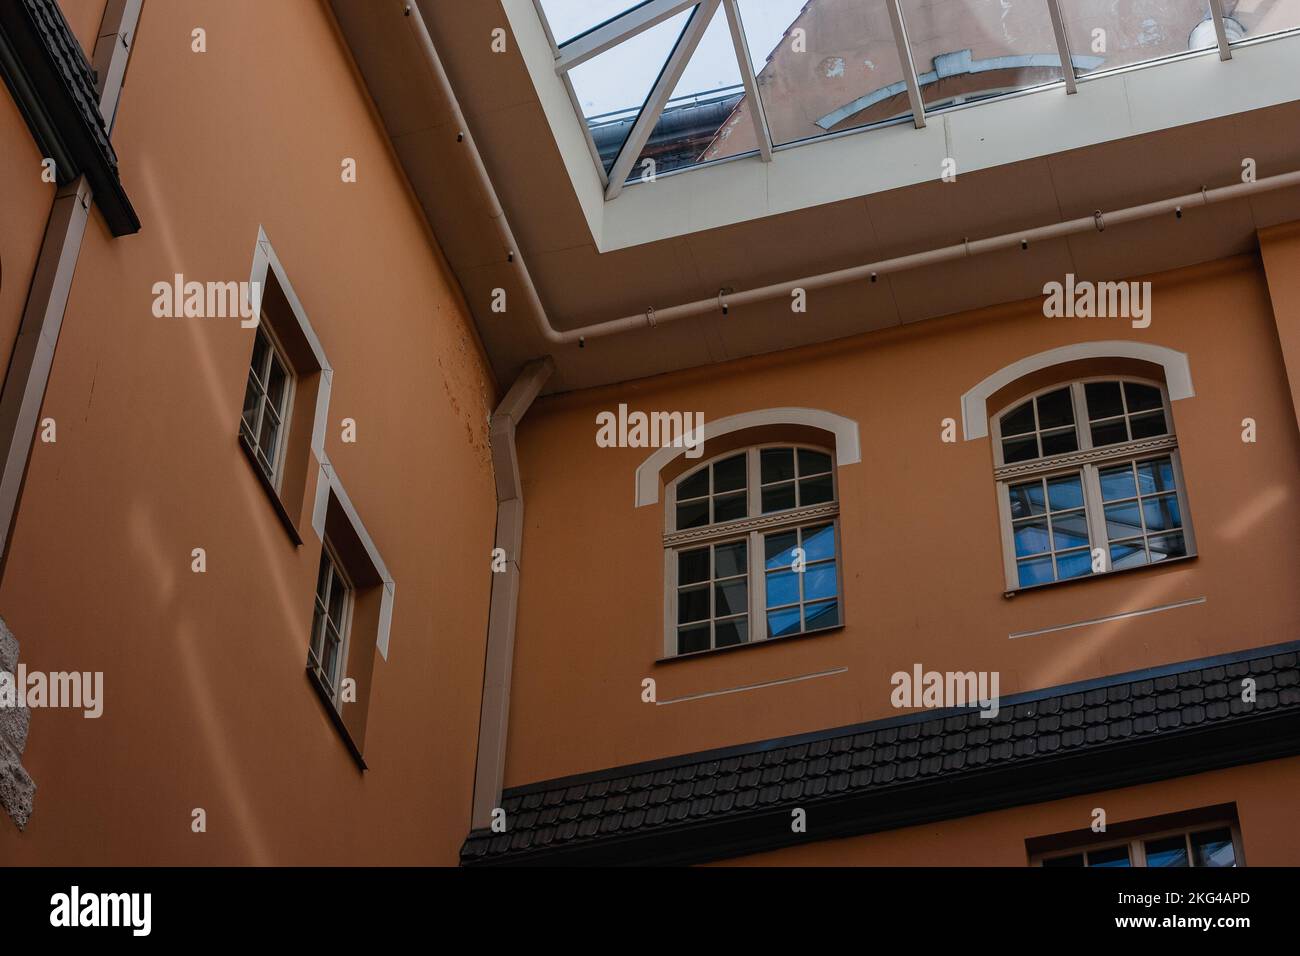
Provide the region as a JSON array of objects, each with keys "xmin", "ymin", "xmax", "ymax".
[{"xmin": 537, "ymin": 0, "xmax": 1300, "ymax": 198}]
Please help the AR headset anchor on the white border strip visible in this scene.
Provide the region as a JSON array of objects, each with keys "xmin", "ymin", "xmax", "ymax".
[
  {"xmin": 655, "ymin": 666, "xmax": 847, "ymax": 705},
  {"xmin": 1008, "ymin": 597, "xmax": 1206, "ymax": 640}
]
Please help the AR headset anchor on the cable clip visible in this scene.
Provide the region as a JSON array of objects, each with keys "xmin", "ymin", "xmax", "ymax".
[
  {"xmin": 1093, "ymin": 210, "xmax": 1105, "ymax": 232},
  {"xmin": 646, "ymin": 306, "xmax": 657, "ymax": 328},
  {"xmin": 718, "ymin": 289, "xmax": 729, "ymax": 316}
]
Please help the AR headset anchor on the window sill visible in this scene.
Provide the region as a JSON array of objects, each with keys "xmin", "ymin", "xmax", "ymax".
[
  {"xmin": 305, "ymin": 667, "xmax": 367, "ymax": 772},
  {"xmin": 1003, "ymin": 552, "xmax": 1197, "ymax": 598},
  {"xmin": 237, "ymin": 431, "xmax": 302, "ymax": 546},
  {"xmin": 656, "ymin": 624, "xmax": 844, "ymax": 665}
]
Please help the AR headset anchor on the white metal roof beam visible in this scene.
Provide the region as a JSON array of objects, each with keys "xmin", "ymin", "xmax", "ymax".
[
  {"xmin": 886, "ymin": 0, "xmax": 926, "ymax": 129},
  {"xmin": 722, "ymin": 0, "xmax": 772, "ymax": 161},
  {"xmin": 555, "ymin": 0, "xmax": 701, "ymax": 72},
  {"xmin": 604, "ymin": 0, "xmax": 721, "ymax": 201},
  {"xmin": 1207, "ymin": 0, "xmax": 1234, "ymax": 60},
  {"xmin": 1045, "ymin": 0, "xmax": 1077, "ymax": 94}
]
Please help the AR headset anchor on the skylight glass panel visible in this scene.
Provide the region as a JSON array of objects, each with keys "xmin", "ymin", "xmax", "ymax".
[
  {"xmin": 567, "ymin": 10, "xmax": 692, "ymax": 173},
  {"xmin": 1228, "ymin": 0, "xmax": 1300, "ymax": 43},
  {"xmin": 1060, "ymin": 1, "xmax": 1214, "ymax": 76},
  {"xmin": 903, "ymin": 0, "xmax": 1062, "ymax": 110},
  {"xmin": 539, "ymin": 0, "xmax": 651, "ymax": 45}
]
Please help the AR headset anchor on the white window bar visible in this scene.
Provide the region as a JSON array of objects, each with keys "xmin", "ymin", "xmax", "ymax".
[
  {"xmin": 885, "ymin": 0, "xmax": 926, "ymax": 129},
  {"xmin": 553, "ymin": 0, "xmax": 703, "ymax": 73},
  {"xmin": 1207, "ymin": 0, "xmax": 1234, "ymax": 60},
  {"xmin": 1045, "ymin": 0, "xmax": 1078, "ymax": 94},
  {"xmin": 722, "ymin": 0, "xmax": 772, "ymax": 162}
]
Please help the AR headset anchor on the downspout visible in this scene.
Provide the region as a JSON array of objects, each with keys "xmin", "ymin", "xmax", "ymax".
[{"xmin": 472, "ymin": 356, "xmax": 554, "ymax": 830}]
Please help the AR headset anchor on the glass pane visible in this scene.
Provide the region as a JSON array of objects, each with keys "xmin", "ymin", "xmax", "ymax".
[
  {"xmin": 1036, "ymin": 388, "xmax": 1074, "ymax": 429},
  {"xmin": 765, "ymin": 530, "xmax": 798, "ymax": 568},
  {"xmin": 1191, "ymin": 828, "xmax": 1236, "ymax": 867},
  {"xmin": 1091, "ymin": 418, "xmax": 1129, "ymax": 447},
  {"xmin": 713, "ymin": 491, "xmax": 747, "ymax": 523},
  {"xmin": 1110, "ymin": 538, "xmax": 1148, "ymax": 570},
  {"xmin": 1104, "ymin": 502, "xmax": 1144, "ymax": 540},
  {"xmin": 568, "ymin": 10, "xmax": 693, "ymax": 173},
  {"xmin": 1002, "ymin": 436, "xmax": 1039, "ymax": 464},
  {"xmin": 715, "ymin": 617, "xmax": 749, "ymax": 648},
  {"xmin": 767, "ymin": 606, "xmax": 802, "ymax": 638},
  {"xmin": 713, "ymin": 540, "xmax": 747, "ymax": 578},
  {"xmin": 1062, "ymin": 1, "xmax": 1214, "ymax": 77},
  {"xmin": 323, "ymin": 622, "xmax": 342, "ymax": 688},
  {"xmin": 715, "ymin": 579, "xmax": 748, "ymax": 617},
  {"xmin": 1040, "ymin": 428, "xmax": 1079, "ymax": 457},
  {"xmin": 1047, "ymin": 475, "xmax": 1084, "ymax": 511},
  {"xmin": 729, "ymin": 0, "xmax": 912, "ymax": 153},
  {"xmin": 1008, "ymin": 481, "xmax": 1045, "ymax": 518},
  {"xmin": 678, "ymin": 624, "xmax": 711, "ymax": 655},
  {"xmin": 805, "ymin": 600, "xmax": 840, "ymax": 630},
  {"xmin": 1051, "ymin": 511, "xmax": 1090, "ymax": 551},
  {"xmin": 1137, "ymin": 457, "xmax": 1175, "ymax": 494},
  {"xmin": 242, "ymin": 374, "xmax": 263, "ymax": 432},
  {"xmin": 678, "ymin": 547, "xmax": 710, "ymax": 585},
  {"xmin": 804, "ymin": 562, "xmax": 838, "ymax": 601},
  {"xmin": 713, "ymin": 454, "xmax": 747, "ymax": 493},
  {"xmin": 1129, "ymin": 410, "xmax": 1168, "ymax": 439},
  {"xmin": 250, "ymin": 329, "xmax": 270, "ymax": 382},
  {"xmin": 1000, "ymin": 399, "xmax": 1035, "ymax": 437},
  {"xmin": 1142, "ymin": 494, "xmax": 1181, "ymax": 532},
  {"xmin": 762, "ymin": 482, "xmax": 797, "ymax": 513},
  {"xmin": 678, "ymin": 585, "xmax": 709, "ymax": 624},
  {"xmin": 309, "ymin": 605, "xmax": 326, "ymax": 661},
  {"xmin": 1148, "ymin": 532, "xmax": 1187, "ymax": 562},
  {"xmin": 1124, "ymin": 381, "xmax": 1163, "ymax": 412},
  {"xmin": 766, "ymin": 570, "xmax": 800, "ymax": 608},
  {"xmin": 540, "ymin": 0, "xmax": 647, "ymax": 45},
  {"xmin": 1231, "ymin": 1, "xmax": 1300, "ymax": 43},
  {"xmin": 1043, "ymin": 853, "xmax": 1084, "ymax": 867},
  {"xmin": 1087, "ymin": 845, "xmax": 1132, "ymax": 867},
  {"xmin": 676, "ymin": 498, "xmax": 709, "ymax": 530},
  {"xmin": 265, "ymin": 353, "xmax": 289, "ymax": 413},
  {"xmin": 631, "ymin": 3, "xmax": 744, "ymax": 182},
  {"xmin": 798, "ymin": 448, "xmax": 832, "ymax": 476},
  {"xmin": 327, "ymin": 568, "xmax": 347, "ymax": 622},
  {"xmin": 1099, "ymin": 463, "xmax": 1137, "ymax": 501},
  {"xmin": 256, "ymin": 407, "xmax": 281, "ymax": 468},
  {"xmin": 803, "ymin": 524, "xmax": 836, "ymax": 562},
  {"xmin": 1014, "ymin": 518, "xmax": 1050, "ymax": 557},
  {"xmin": 1085, "ymin": 381, "xmax": 1124, "ymax": 420},
  {"xmin": 1017, "ymin": 555, "xmax": 1054, "ymax": 587},
  {"xmin": 1144, "ymin": 836, "xmax": 1189, "ymax": 867},
  {"xmin": 677, "ymin": 467, "xmax": 709, "ymax": 500},
  {"xmin": 761, "ymin": 447, "xmax": 795, "ymax": 484},
  {"xmin": 1056, "ymin": 549, "xmax": 1093, "ymax": 580},
  {"xmin": 799, "ymin": 474, "xmax": 834, "ymax": 506},
  {"xmin": 315, "ymin": 553, "xmax": 331, "ymax": 601},
  {"xmin": 906, "ymin": 0, "xmax": 1063, "ymax": 111}
]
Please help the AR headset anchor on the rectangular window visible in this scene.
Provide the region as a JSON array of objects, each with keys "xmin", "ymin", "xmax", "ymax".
[
  {"xmin": 1035, "ymin": 822, "xmax": 1242, "ymax": 868},
  {"xmin": 309, "ymin": 541, "xmax": 352, "ymax": 701},
  {"xmin": 239, "ymin": 321, "xmax": 294, "ymax": 487}
]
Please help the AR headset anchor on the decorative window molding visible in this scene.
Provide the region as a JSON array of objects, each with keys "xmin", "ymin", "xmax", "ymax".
[
  {"xmin": 961, "ymin": 342, "xmax": 1194, "ymax": 441},
  {"xmin": 635, "ymin": 407, "xmax": 860, "ymax": 507}
]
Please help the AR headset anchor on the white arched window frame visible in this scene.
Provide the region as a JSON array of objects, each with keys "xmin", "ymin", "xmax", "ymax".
[
  {"xmin": 663, "ymin": 443, "xmax": 843, "ymax": 658},
  {"xmin": 992, "ymin": 375, "xmax": 1197, "ymax": 593}
]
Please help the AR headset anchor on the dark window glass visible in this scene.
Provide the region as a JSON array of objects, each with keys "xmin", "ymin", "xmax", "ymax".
[
  {"xmin": 676, "ymin": 499, "xmax": 709, "ymax": 530},
  {"xmin": 1085, "ymin": 381, "xmax": 1124, "ymax": 420},
  {"xmin": 798, "ymin": 449, "xmax": 832, "ymax": 476},
  {"xmin": 1042, "ymin": 853, "xmax": 1084, "ymax": 867},
  {"xmin": 1002, "ymin": 436, "xmax": 1038, "ymax": 463},
  {"xmin": 1088, "ymin": 845, "xmax": 1132, "ymax": 867},
  {"xmin": 1040, "ymin": 428, "xmax": 1079, "ymax": 457},
  {"xmin": 762, "ymin": 483, "xmax": 797, "ymax": 513},
  {"xmin": 677, "ymin": 625, "xmax": 710, "ymax": 655},
  {"xmin": 1144, "ymin": 836, "xmax": 1189, "ymax": 867},
  {"xmin": 712, "ymin": 454, "xmax": 746, "ymax": 492},
  {"xmin": 1129, "ymin": 410, "xmax": 1168, "ymax": 439},
  {"xmin": 1001, "ymin": 400, "xmax": 1035, "ymax": 436},
  {"xmin": 1036, "ymin": 387, "xmax": 1074, "ymax": 429},
  {"xmin": 713, "ymin": 492, "xmax": 746, "ymax": 523},
  {"xmin": 715, "ymin": 618, "xmax": 748, "ymax": 648},
  {"xmin": 678, "ymin": 548, "xmax": 709, "ymax": 584},
  {"xmin": 800, "ymin": 474, "xmax": 834, "ymax": 506},
  {"xmin": 1191, "ymin": 829, "xmax": 1236, "ymax": 867},
  {"xmin": 677, "ymin": 467, "xmax": 709, "ymax": 500},
  {"xmin": 1124, "ymin": 381, "xmax": 1163, "ymax": 413},
  {"xmin": 1091, "ymin": 418, "xmax": 1129, "ymax": 447},
  {"xmin": 760, "ymin": 447, "xmax": 795, "ymax": 483}
]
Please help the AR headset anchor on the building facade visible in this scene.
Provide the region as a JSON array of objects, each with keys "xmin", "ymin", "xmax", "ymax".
[{"xmin": 1, "ymin": 0, "xmax": 1298, "ymax": 867}]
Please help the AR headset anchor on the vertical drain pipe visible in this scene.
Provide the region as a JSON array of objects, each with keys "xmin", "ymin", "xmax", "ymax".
[{"xmin": 472, "ymin": 357, "xmax": 554, "ymax": 830}]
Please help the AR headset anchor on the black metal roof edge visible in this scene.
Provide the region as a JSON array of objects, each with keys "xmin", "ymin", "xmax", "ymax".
[
  {"xmin": 500, "ymin": 639, "xmax": 1300, "ymax": 800},
  {"xmin": 465, "ymin": 706, "xmax": 1300, "ymax": 866},
  {"xmin": 0, "ymin": 0, "xmax": 139, "ymax": 235}
]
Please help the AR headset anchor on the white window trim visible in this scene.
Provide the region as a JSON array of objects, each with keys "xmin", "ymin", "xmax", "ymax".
[
  {"xmin": 1032, "ymin": 820, "xmax": 1245, "ymax": 867},
  {"xmin": 992, "ymin": 376, "xmax": 1197, "ymax": 593},
  {"xmin": 663, "ymin": 444, "xmax": 843, "ymax": 658}
]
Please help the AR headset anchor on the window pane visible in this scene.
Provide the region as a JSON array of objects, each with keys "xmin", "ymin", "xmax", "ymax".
[
  {"xmin": 765, "ymin": 531, "xmax": 798, "ymax": 568},
  {"xmin": 713, "ymin": 454, "xmax": 747, "ymax": 493},
  {"xmin": 797, "ymin": 449, "xmax": 832, "ymax": 476},
  {"xmin": 1051, "ymin": 511, "xmax": 1090, "ymax": 551},
  {"xmin": 1142, "ymin": 494, "xmax": 1181, "ymax": 532},
  {"xmin": 761, "ymin": 482, "xmax": 797, "ymax": 513},
  {"xmin": 1043, "ymin": 853, "xmax": 1084, "ymax": 867},
  {"xmin": 1104, "ymin": 502, "xmax": 1144, "ymax": 540},
  {"xmin": 315, "ymin": 552, "xmax": 331, "ymax": 601},
  {"xmin": 1056, "ymin": 549, "xmax": 1093, "ymax": 580},
  {"xmin": 676, "ymin": 499, "xmax": 709, "ymax": 530},
  {"xmin": 1085, "ymin": 381, "xmax": 1124, "ymax": 420},
  {"xmin": 677, "ymin": 467, "xmax": 709, "ymax": 500},
  {"xmin": 761, "ymin": 447, "xmax": 795, "ymax": 484},
  {"xmin": 804, "ymin": 600, "xmax": 839, "ymax": 630},
  {"xmin": 678, "ymin": 547, "xmax": 710, "ymax": 585},
  {"xmin": 799, "ymin": 474, "xmax": 834, "ymax": 506},
  {"xmin": 1191, "ymin": 828, "xmax": 1236, "ymax": 867},
  {"xmin": 1002, "ymin": 436, "xmax": 1039, "ymax": 463},
  {"xmin": 678, "ymin": 624, "xmax": 710, "ymax": 655},
  {"xmin": 256, "ymin": 402, "xmax": 281, "ymax": 464},
  {"xmin": 1110, "ymin": 539, "xmax": 1148, "ymax": 570},
  {"xmin": 767, "ymin": 606, "xmax": 802, "ymax": 638},
  {"xmin": 678, "ymin": 586, "xmax": 709, "ymax": 624},
  {"xmin": 1062, "ymin": 1, "xmax": 1215, "ymax": 76},
  {"xmin": 1008, "ymin": 481, "xmax": 1045, "ymax": 518},
  {"xmin": 1137, "ymin": 458, "xmax": 1176, "ymax": 494},
  {"xmin": 309, "ymin": 605, "xmax": 326, "ymax": 662},
  {"xmin": 1124, "ymin": 381, "xmax": 1163, "ymax": 412},
  {"xmin": 1040, "ymin": 428, "xmax": 1079, "ymax": 457},
  {"xmin": 242, "ymin": 374, "xmax": 263, "ymax": 432},
  {"xmin": 250, "ymin": 329, "xmax": 270, "ymax": 381},
  {"xmin": 1129, "ymin": 410, "xmax": 1167, "ymax": 439},
  {"xmin": 327, "ymin": 570, "xmax": 347, "ymax": 622},
  {"xmin": 713, "ymin": 540, "xmax": 746, "ymax": 578},
  {"xmin": 713, "ymin": 491, "xmax": 747, "ymax": 523},
  {"xmin": 1017, "ymin": 555, "xmax": 1054, "ymax": 587},
  {"xmin": 804, "ymin": 562, "xmax": 838, "ymax": 601},
  {"xmin": 715, "ymin": 617, "xmax": 749, "ymax": 648},
  {"xmin": 1087, "ymin": 845, "xmax": 1132, "ymax": 867},
  {"xmin": 265, "ymin": 354, "xmax": 289, "ymax": 412},
  {"xmin": 1014, "ymin": 518, "xmax": 1050, "ymax": 557},
  {"xmin": 1148, "ymin": 532, "xmax": 1187, "ymax": 562},
  {"xmin": 1047, "ymin": 475, "xmax": 1084, "ymax": 511},
  {"xmin": 766, "ymin": 570, "xmax": 800, "ymax": 608},
  {"xmin": 1036, "ymin": 388, "xmax": 1074, "ymax": 429},
  {"xmin": 1144, "ymin": 836, "xmax": 1189, "ymax": 867},
  {"xmin": 803, "ymin": 524, "xmax": 835, "ymax": 562},
  {"xmin": 1091, "ymin": 418, "xmax": 1129, "ymax": 447},
  {"xmin": 1099, "ymin": 464, "xmax": 1137, "ymax": 501},
  {"xmin": 714, "ymin": 579, "xmax": 748, "ymax": 617},
  {"xmin": 1001, "ymin": 400, "xmax": 1035, "ymax": 436}
]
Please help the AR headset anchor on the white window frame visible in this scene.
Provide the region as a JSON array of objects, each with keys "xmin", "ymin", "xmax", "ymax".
[
  {"xmin": 1033, "ymin": 820, "xmax": 1244, "ymax": 867},
  {"xmin": 239, "ymin": 315, "xmax": 296, "ymax": 491},
  {"xmin": 309, "ymin": 537, "xmax": 354, "ymax": 707},
  {"xmin": 992, "ymin": 376, "xmax": 1197, "ymax": 593},
  {"xmin": 663, "ymin": 443, "xmax": 843, "ymax": 658}
]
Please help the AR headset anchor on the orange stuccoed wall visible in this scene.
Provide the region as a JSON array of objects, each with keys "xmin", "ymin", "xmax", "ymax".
[
  {"xmin": 506, "ymin": 252, "xmax": 1300, "ymax": 860},
  {"xmin": 0, "ymin": 0, "xmax": 498, "ymax": 864}
]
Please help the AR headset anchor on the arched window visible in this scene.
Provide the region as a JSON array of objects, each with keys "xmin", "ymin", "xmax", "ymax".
[
  {"xmin": 664, "ymin": 445, "xmax": 842, "ymax": 657},
  {"xmin": 992, "ymin": 377, "xmax": 1196, "ymax": 591}
]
